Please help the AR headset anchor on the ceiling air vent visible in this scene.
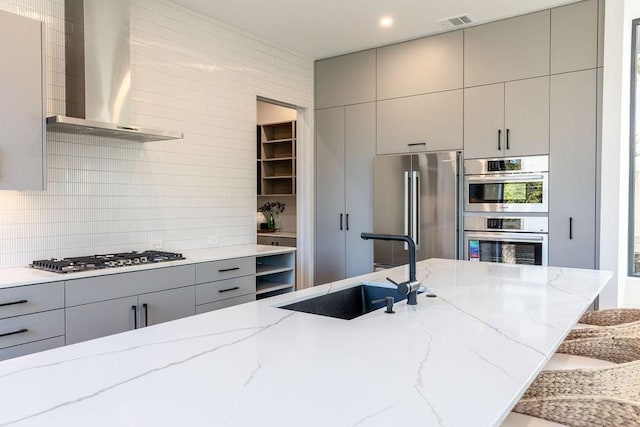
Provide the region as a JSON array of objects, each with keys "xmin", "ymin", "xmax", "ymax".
[{"xmin": 437, "ymin": 14, "xmax": 475, "ymax": 29}]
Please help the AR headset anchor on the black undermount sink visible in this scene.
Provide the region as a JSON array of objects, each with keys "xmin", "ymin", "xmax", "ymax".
[{"xmin": 279, "ymin": 283, "xmax": 408, "ymax": 320}]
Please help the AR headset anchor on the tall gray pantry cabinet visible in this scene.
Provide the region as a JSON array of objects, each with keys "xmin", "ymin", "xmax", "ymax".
[
  {"xmin": 315, "ymin": 50, "xmax": 377, "ymax": 285},
  {"xmin": 315, "ymin": 104, "xmax": 375, "ymax": 284}
]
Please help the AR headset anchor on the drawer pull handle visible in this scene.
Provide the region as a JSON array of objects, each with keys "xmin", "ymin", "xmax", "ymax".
[
  {"xmin": 218, "ymin": 267, "xmax": 240, "ymax": 273},
  {"xmin": 219, "ymin": 286, "xmax": 240, "ymax": 293},
  {"xmin": 0, "ymin": 299, "xmax": 28, "ymax": 307},
  {"xmin": 0, "ymin": 328, "xmax": 28, "ymax": 338}
]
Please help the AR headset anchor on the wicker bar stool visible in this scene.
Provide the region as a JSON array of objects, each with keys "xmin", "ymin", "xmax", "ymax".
[
  {"xmin": 579, "ymin": 308, "xmax": 640, "ymax": 326},
  {"xmin": 504, "ymin": 338, "xmax": 640, "ymax": 426},
  {"xmin": 545, "ymin": 336, "xmax": 640, "ymax": 371},
  {"xmin": 522, "ymin": 360, "xmax": 640, "ymax": 401},
  {"xmin": 512, "ymin": 396, "xmax": 640, "ymax": 426},
  {"xmin": 566, "ymin": 309, "xmax": 640, "ymax": 340}
]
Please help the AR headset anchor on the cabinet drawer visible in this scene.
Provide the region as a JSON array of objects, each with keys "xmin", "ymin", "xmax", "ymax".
[
  {"xmin": 196, "ymin": 294, "xmax": 256, "ymax": 314},
  {"xmin": 196, "ymin": 275, "xmax": 256, "ymax": 305},
  {"xmin": 0, "ymin": 336, "xmax": 65, "ymax": 361},
  {"xmin": 0, "ymin": 282, "xmax": 64, "ymax": 319},
  {"xmin": 195, "ymin": 257, "xmax": 255, "ymax": 284},
  {"xmin": 257, "ymin": 236, "xmax": 296, "ymax": 247},
  {"xmin": 0, "ymin": 309, "xmax": 64, "ymax": 349},
  {"xmin": 66, "ymin": 265, "xmax": 195, "ymax": 306}
]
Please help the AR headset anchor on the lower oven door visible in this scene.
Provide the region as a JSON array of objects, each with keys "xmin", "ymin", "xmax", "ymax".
[{"xmin": 464, "ymin": 231, "xmax": 548, "ymax": 266}]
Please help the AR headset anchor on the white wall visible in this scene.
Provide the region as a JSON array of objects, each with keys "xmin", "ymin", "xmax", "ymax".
[
  {"xmin": 601, "ymin": 0, "xmax": 640, "ymax": 307},
  {"xmin": 0, "ymin": 0, "xmax": 313, "ymax": 268}
]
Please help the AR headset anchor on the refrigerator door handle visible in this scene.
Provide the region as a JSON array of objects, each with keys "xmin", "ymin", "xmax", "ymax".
[
  {"xmin": 404, "ymin": 171, "xmax": 410, "ymax": 250},
  {"xmin": 412, "ymin": 171, "xmax": 420, "ymax": 249}
]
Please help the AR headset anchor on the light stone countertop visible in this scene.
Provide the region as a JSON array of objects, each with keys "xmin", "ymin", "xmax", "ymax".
[
  {"xmin": 257, "ymin": 231, "xmax": 297, "ymax": 239},
  {"xmin": 0, "ymin": 245, "xmax": 295, "ymax": 290},
  {"xmin": 0, "ymin": 259, "xmax": 611, "ymax": 427}
]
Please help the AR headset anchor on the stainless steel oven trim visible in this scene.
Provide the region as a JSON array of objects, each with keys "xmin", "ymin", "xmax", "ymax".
[
  {"xmin": 464, "ymin": 155, "xmax": 549, "ymax": 175},
  {"xmin": 464, "ymin": 172, "xmax": 549, "ymax": 213},
  {"xmin": 464, "ymin": 231, "xmax": 548, "ymax": 266}
]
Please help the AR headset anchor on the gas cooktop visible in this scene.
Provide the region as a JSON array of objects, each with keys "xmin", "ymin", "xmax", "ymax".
[{"xmin": 31, "ymin": 251, "xmax": 185, "ymax": 274}]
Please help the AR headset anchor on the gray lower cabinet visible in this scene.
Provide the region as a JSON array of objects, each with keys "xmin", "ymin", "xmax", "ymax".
[
  {"xmin": 314, "ymin": 49, "xmax": 376, "ymax": 109},
  {"xmin": 66, "ymin": 286, "xmax": 196, "ymax": 345},
  {"xmin": 550, "ymin": 0, "xmax": 598, "ymax": 74},
  {"xmin": 464, "ymin": 10, "xmax": 550, "ymax": 87},
  {"xmin": 315, "ymin": 102, "xmax": 375, "ymax": 284},
  {"xmin": 66, "ymin": 296, "xmax": 138, "ymax": 345},
  {"xmin": 0, "ymin": 11, "xmax": 45, "ymax": 190},
  {"xmin": 196, "ymin": 294, "xmax": 256, "ymax": 314},
  {"xmin": 464, "ymin": 77, "xmax": 549, "ymax": 159},
  {"xmin": 138, "ymin": 286, "xmax": 195, "ymax": 327},
  {"xmin": 376, "ymin": 30, "xmax": 463, "ymax": 100},
  {"xmin": 65, "ymin": 265, "xmax": 196, "ymax": 344},
  {"xmin": 549, "ymin": 69, "xmax": 597, "ymax": 269},
  {"xmin": 377, "ymin": 90, "xmax": 463, "ymax": 155},
  {"xmin": 0, "ymin": 282, "xmax": 65, "ymax": 360}
]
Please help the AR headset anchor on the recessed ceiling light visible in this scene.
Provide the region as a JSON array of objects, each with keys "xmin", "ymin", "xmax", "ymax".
[{"xmin": 379, "ymin": 16, "xmax": 393, "ymax": 28}]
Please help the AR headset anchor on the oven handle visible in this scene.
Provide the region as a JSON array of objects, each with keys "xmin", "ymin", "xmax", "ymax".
[
  {"xmin": 465, "ymin": 174, "xmax": 546, "ymax": 183},
  {"xmin": 464, "ymin": 232, "xmax": 546, "ymax": 242}
]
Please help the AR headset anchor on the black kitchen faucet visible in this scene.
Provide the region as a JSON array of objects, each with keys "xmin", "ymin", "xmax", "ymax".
[{"xmin": 360, "ymin": 233, "xmax": 421, "ymax": 305}]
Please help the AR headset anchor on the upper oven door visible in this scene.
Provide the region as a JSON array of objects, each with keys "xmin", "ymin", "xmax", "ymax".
[{"xmin": 464, "ymin": 172, "xmax": 548, "ymax": 213}]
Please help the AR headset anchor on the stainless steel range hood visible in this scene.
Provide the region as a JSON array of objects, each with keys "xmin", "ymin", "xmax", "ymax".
[{"xmin": 47, "ymin": 0, "xmax": 183, "ymax": 142}]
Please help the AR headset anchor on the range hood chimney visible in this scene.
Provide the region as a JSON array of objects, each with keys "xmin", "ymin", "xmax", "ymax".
[{"xmin": 46, "ymin": 0, "xmax": 183, "ymax": 142}]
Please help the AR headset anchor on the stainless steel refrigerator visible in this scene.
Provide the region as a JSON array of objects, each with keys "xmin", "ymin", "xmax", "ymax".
[{"xmin": 372, "ymin": 151, "xmax": 461, "ymax": 268}]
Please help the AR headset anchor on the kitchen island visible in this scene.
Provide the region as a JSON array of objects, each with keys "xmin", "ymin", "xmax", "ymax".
[{"xmin": 0, "ymin": 259, "xmax": 611, "ymax": 426}]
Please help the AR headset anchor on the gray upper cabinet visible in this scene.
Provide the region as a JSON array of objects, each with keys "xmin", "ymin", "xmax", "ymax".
[
  {"xmin": 551, "ymin": 0, "xmax": 598, "ymax": 74},
  {"xmin": 549, "ymin": 69, "xmax": 597, "ymax": 269},
  {"xmin": 503, "ymin": 77, "xmax": 550, "ymax": 157},
  {"xmin": 376, "ymin": 31, "xmax": 463, "ymax": 100},
  {"xmin": 0, "ymin": 11, "xmax": 45, "ymax": 190},
  {"xmin": 315, "ymin": 50, "xmax": 376, "ymax": 109},
  {"xmin": 463, "ymin": 83, "xmax": 504, "ymax": 159},
  {"xmin": 377, "ymin": 90, "xmax": 463, "ymax": 155},
  {"xmin": 464, "ymin": 77, "xmax": 549, "ymax": 159},
  {"xmin": 464, "ymin": 11, "xmax": 550, "ymax": 87}
]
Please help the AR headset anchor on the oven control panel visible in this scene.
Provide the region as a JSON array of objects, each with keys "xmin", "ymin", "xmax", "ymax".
[
  {"xmin": 486, "ymin": 218, "xmax": 522, "ymax": 230},
  {"xmin": 464, "ymin": 216, "xmax": 548, "ymax": 233}
]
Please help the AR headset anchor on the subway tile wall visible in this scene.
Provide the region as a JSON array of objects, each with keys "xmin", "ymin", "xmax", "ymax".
[{"xmin": 0, "ymin": 0, "xmax": 313, "ymax": 268}]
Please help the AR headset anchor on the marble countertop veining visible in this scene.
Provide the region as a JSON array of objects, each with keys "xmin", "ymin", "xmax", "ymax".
[
  {"xmin": 0, "ymin": 245, "xmax": 295, "ymax": 290},
  {"xmin": 0, "ymin": 259, "xmax": 611, "ymax": 427}
]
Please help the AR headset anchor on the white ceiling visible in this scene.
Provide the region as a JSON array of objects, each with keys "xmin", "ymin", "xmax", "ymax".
[{"xmin": 170, "ymin": 0, "xmax": 579, "ymax": 59}]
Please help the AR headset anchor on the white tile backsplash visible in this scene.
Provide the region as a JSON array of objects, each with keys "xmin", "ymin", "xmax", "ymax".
[{"xmin": 0, "ymin": 0, "xmax": 313, "ymax": 268}]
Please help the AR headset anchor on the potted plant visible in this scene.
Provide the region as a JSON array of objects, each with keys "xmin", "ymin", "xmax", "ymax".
[{"xmin": 258, "ymin": 201, "xmax": 285, "ymax": 231}]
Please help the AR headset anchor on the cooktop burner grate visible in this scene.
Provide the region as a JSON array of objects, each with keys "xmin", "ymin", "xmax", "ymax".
[{"xmin": 31, "ymin": 251, "xmax": 185, "ymax": 273}]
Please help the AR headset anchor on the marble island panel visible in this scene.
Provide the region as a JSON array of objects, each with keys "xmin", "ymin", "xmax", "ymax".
[{"xmin": 0, "ymin": 259, "xmax": 612, "ymax": 427}]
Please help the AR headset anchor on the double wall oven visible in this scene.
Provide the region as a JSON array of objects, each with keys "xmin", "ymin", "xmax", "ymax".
[{"xmin": 463, "ymin": 156, "xmax": 549, "ymax": 266}]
